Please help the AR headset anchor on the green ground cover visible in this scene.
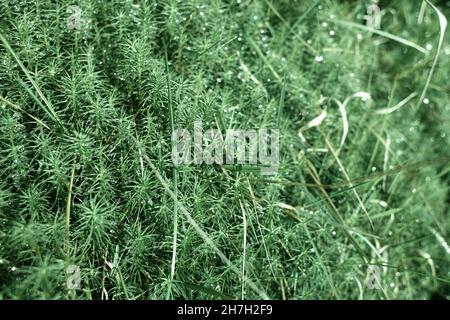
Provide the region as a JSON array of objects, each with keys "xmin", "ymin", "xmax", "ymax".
[{"xmin": 0, "ymin": 0, "xmax": 449, "ymax": 299}]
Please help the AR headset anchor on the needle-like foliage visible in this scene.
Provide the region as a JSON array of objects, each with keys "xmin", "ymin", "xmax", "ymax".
[{"xmin": 0, "ymin": 0, "xmax": 449, "ymax": 300}]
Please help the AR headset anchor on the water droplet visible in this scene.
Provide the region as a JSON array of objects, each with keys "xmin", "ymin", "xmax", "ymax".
[
  {"xmin": 315, "ymin": 55, "xmax": 324, "ymax": 62},
  {"xmin": 423, "ymin": 98, "xmax": 430, "ymax": 104}
]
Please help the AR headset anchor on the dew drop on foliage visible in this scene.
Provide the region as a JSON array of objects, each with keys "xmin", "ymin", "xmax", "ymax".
[{"xmin": 314, "ymin": 56, "xmax": 324, "ymax": 62}]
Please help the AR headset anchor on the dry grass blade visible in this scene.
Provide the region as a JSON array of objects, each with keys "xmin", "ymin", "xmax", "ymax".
[{"xmin": 415, "ymin": 0, "xmax": 447, "ymax": 109}]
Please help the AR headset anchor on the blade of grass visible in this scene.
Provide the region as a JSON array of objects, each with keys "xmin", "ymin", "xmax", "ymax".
[
  {"xmin": 334, "ymin": 20, "xmax": 427, "ymax": 54},
  {"xmin": 415, "ymin": 0, "xmax": 447, "ymax": 109},
  {"xmin": 163, "ymin": 38, "xmax": 179, "ymax": 300},
  {"xmin": 305, "ymin": 159, "xmax": 368, "ymax": 264},
  {"xmin": 0, "ymin": 33, "xmax": 64, "ymax": 129},
  {"xmin": 0, "ymin": 95, "xmax": 50, "ymax": 130},
  {"xmin": 239, "ymin": 200, "xmax": 247, "ymax": 300},
  {"xmin": 131, "ymin": 135, "xmax": 270, "ymax": 300},
  {"xmin": 246, "ymin": 35, "xmax": 282, "ymax": 84},
  {"xmin": 182, "ymin": 282, "xmax": 235, "ymax": 300},
  {"xmin": 64, "ymin": 163, "xmax": 76, "ymax": 256}
]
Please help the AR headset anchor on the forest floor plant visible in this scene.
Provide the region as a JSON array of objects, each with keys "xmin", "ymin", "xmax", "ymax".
[{"xmin": 0, "ymin": 0, "xmax": 449, "ymax": 299}]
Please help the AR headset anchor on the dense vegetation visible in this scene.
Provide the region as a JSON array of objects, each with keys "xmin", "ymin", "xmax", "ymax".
[{"xmin": 0, "ymin": 0, "xmax": 449, "ymax": 299}]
